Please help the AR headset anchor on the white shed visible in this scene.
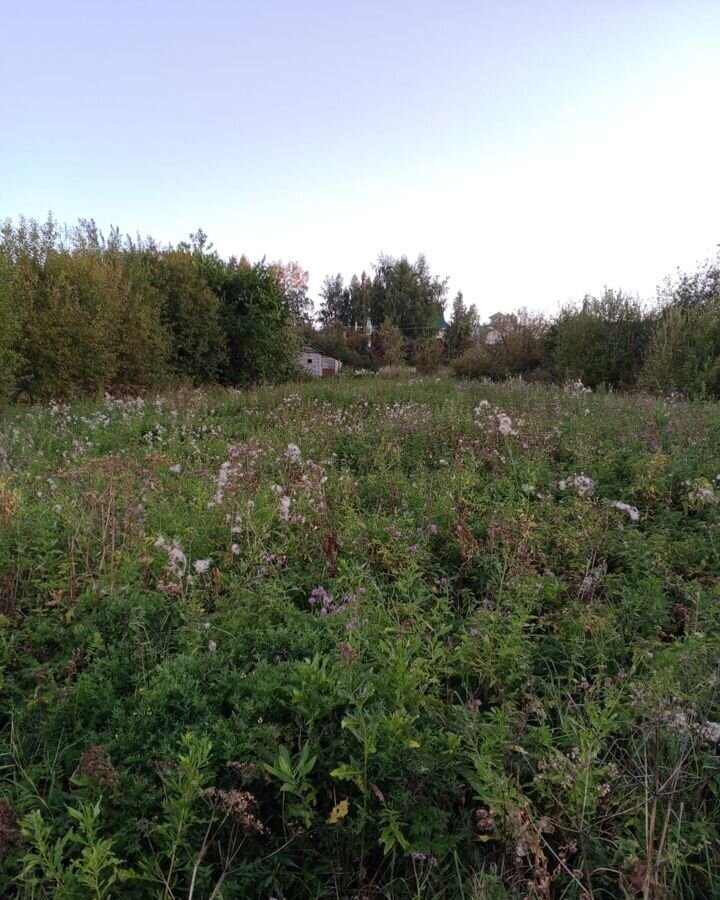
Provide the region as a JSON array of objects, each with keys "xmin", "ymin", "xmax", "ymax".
[{"xmin": 298, "ymin": 346, "xmax": 342, "ymax": 378}]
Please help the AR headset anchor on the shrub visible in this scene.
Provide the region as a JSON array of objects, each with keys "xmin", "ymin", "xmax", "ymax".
[
  {"xmin": 373, "ymin": 318, "xmax": 405, "ymax": 367},
  {"xmin": 377, "ymin": 364, "xmax": 415, "ymax": 378},
  {"xmin": 410, "ymin": 338, "xmax": 444, "ymax": 374},
  {"xmin": 140, "ymin": 248, "xmax": 225, "ymax": 383},
  {"xmin": 641, "ymin": 254, "xmax": 720, "ymax": 398},
  {"xmin": 641, "ymin": 299, "xmax": 720, "ymax": 398},
  {"xmin": 218, "ymin": 259, "xmax": 300, "ymax": 384},
  {"xmin": 0, "ymin": 217, "xmax": 303, "ymax": 400},
  {"xmin": 452, "ymin": 309, "xmax": 547, "ymax": 380},
  {"xmin": 0, "ymin": 251, "xmax": 20, "ymax": 404},
  {"xmin": 300, "ymin": 325, "xmax": 375, "ymax": 370},
  {"xmin": 549, "ymin": 289, "xmax": 652, "ymax": 389}
]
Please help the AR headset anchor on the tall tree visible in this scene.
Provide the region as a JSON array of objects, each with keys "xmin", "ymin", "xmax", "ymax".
[
  {"xmin": 445, "ymin": 291, "xmax": 478, "ymax": 358},
  {"xmin": 370, "ymin": 253, "xmax": 447, "ymax": 337},
  {"xmin": 270, "ymin": 260, "xmax": 312, "ymax": 324},
  {"xmin": 319, "ymin": 274, "xmax": 350, "ymax": 327}
]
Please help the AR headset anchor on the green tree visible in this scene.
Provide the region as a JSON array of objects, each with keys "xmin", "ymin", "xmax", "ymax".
[
  {"xmin": 370, "ymin": 254, "xmax": 447, "ymax": 338},
  {"xmin": 319, "ymin": 274, "xmax": 351, "ymax": 327},
  {"xmin": 641, "ymin": 254, "xmax": 720, "ymax": 397},
  {"xmin": 142, "ymin": 247, "xmax": 225, "ymax": 383},
  {"xmin": 445, "ymin": 291, "xmax": 478, "ymax": 359},
  {"xmin": 374, "ymin": 318, "xmax": 405, "ymax": 366},
  {"xmin": 270, "ymin": 260, "xmax": 312, "ymax": 324},
  {"xmin": 550, "ymin": 289, "xmax": 651, "ymax": 389},
  {"xmin": 217, "ymin": 259, "xmax": 300, "ymax": 384}
]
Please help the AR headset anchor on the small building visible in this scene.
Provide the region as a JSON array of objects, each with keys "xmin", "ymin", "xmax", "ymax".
[
  {"xmin": 434, "ymin": 313, "xmax": 448, "ymax": 340},
  {"xmin": 298, "ymin": 346, "xmax": 343, "ymax": 378}
]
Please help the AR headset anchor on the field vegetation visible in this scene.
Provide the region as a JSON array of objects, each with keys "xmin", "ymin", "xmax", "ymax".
[
  {"xmin": 3, "ymin": 215, "xmax": 720, "ymax": 407},
  {"xmin": 1, "ymin": 375, "xmax": 719, "ymax": 897}
]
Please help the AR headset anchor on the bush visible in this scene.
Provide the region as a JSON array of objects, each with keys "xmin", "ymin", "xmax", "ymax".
[
  {"xmin": 641, "ymin": 255, "xmax": 720, "ymax": 398},
  {"xmin": 410, "ymin": 338, "xmax": 444, "ymax": 374},
  {"xmin": 218, "ymin": 259, "xmax": 300, "ymax": 384},
  {"xmin": 452, "ymin": 310, "xmax": 547, "ymax": 380},
  {"xmin": 300, "ymin": 325, "xmax": 375, "ymax": 370},
  {"xmin": 0, "ymin": 251, "xmax": 20, "ymax": 405},
  {"xmin": 0, "ymin": 217, "xmax": 302, "ymax": 400},
  {"xmin": 641, "ymin": 299, "xmax": 720, "ymax": 398},
  {"xmin": 377, "ymin": 364, "xmax": 415, "ymax": 378},
  {"xmin": 549, "ymin": 290, "xmax": 652, "ymax": 389}
]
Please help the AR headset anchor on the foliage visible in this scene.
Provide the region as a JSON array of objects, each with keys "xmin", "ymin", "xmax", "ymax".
[
  {"xmin": 445, "ymin": 291, "xmax": 479, "ymax": 359},
  {"xmin": 374, "ymin": 318, "xmax": 405, "ymax": 366},
  {"xmin": 300, "ymin": 324, "xmax": 374, "ymax": 370},
  {"xmin": 549, "ymin": 289, "xmax": 652, "ymax": 389},
  {"xmin": 370, "ymin": 254, "xmax": 447, "ymax": 337},
  {"xmin": 0, "ymin": 250, "xmax": 21, "ymax": 406},
  {"xmin": 318, "ymin": 272, "xmax": 373, "ymax": 330},
  {"xmin": 215, "ymin": 258, "xmax": 300, "ymax": 385},
  {"xmin": 2, "ymin": 376, "xmax": 720, "ymax": 897},
  {"xmin": 410, "ymin": 338, "xmax": 445, "ymax": 374},
  {"xmin": 269, "ymin": 260, "xmax": 312, "ymax": 324},
  {"xmin": 0, "ymin": 216, "xmax": 301, "ymax": 400},
  {"xmin": 641, "ymin": 254, "xmax": 720, "ymax": 398},
  {"xmin": 452, "ymin": 309, "xmax": 548, "ymax": 380}
]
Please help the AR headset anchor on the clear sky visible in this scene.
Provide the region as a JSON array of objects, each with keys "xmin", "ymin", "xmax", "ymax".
[{"xmin": 2, "ymin": 0, "xmax": 719, "ymax": 318}]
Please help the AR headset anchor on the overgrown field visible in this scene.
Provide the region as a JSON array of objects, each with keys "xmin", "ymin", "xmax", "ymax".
[{"xmin": 1, "ymin": 376, "xmax": 719, "ymax": 898}]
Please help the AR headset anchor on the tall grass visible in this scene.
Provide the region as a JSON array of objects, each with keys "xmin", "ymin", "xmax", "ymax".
[{"xmin": 1, "ymin": 376, "xmax": 719, "ymax": 897}]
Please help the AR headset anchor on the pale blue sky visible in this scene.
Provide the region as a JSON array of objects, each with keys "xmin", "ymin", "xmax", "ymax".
[{"xmin": 2, "ymin": 1, "xmax": 719, "ymax": 316}]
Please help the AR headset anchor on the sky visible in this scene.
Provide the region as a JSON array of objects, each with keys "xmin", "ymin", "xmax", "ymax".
[{"xmin": 2, "ymin": 0, "xmax": 720, "ymax": 318}]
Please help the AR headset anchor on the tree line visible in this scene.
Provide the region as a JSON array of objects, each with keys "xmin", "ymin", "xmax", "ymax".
[
  {"xmin": 0, "ymin": 217, "xmax": 305, "ymax": 402},
  {"xmin": 313, "ymin": 251, "xmax": 720, "ymax": 399},
  {"xmin": 1, "ymin": 214, "xmax": 719, "ymax": 402}
]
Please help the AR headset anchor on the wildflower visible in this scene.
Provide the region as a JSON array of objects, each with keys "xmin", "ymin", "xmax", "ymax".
[
  {"xmin": 193, "ymin": 558, "xmax": 212, "ymax": 575},
  {"xmin": 74, "ymin": 746, "xmax": 119, "ymax": 789},
  {"xmin": 0, "ymin": 799, "xmax": 21, "ymax": 857},
  {"xmin": 699, "ymin": 721, "xmax": 720, "ymax": 743},
  {"xmin": 687, "ymin": 478, "xmax": 717, "ymax": 508},
  {"xmin": 203, "ymin": 788, "xmax": 266, "ymax": 834},
  {"xmin": 475, "ymin": 807, "xmax": 495, "ymax": 833},
  {"xmin": 337, "ymin": 641, "xmax": 358, "ymax": 662},
  {"xmin": 277, "ymin": 495, "xmax": 292, "ymax": 521},
  {"xmin": 169, "ymin": 463, "xmax": 182, "ymax": 474},
  {"xmin": 231, "ymin": 543, "xmax": 241, "ymax": 555},
  {"xmin": 208, "ymin": 640, "xmax": 217, "ymax": 653},
  {"xmin": 155, "ymin": 535, "xmax": 186, "ymax": 577},
  {"xmin": 285, "ymin": 443, "xmax": 302, "ymax": 464},
  {"xmin": 611, "ymin": 500, "xmax": 640, "ymax": 522},
  {"xmin": 559, "ymin": 474, "xmax": 596, "ymax": 497},
  {"xmin": 496, "ymin": 413, "xmax": 518, "ymax": 436}
]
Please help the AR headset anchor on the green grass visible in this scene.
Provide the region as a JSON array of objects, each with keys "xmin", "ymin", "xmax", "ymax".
[{"xmin": 1, "ymin": 374, "xmax": 719, "ymax": 898}]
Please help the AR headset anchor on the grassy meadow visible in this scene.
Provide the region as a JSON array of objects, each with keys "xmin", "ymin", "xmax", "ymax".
[{"xmin": 1, "ymin": 374, "xmax": 719, "ymax": 898}]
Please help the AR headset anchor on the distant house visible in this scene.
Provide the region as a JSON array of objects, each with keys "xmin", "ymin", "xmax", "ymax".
[
  {"xmin": 434, "ymin": 313, "xmax": 448, "ymax": 340},
  {"xmin": 298, "ymin": 346, "xmax": 343, "ymax": 378}
]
